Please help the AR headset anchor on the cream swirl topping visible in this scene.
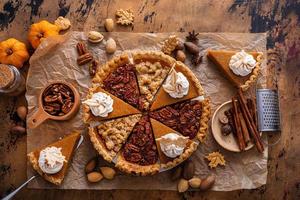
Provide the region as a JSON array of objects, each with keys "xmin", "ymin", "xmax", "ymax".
[
  {"xmin": 38, "ymin": 146, "xmax": 66, "ymax": 174},
  {"xmin": 163, "ymin": 69, "xmax": 189, "ymax": 98},
  {"xmin": 83, "ymin": 92, "xmax": 113, "ymax": 117},
  {"xmin": 229, "ymin": 50, "xmax": 257, "ymax": 76},
  {"xmin": 158, "ymin": 133, "xmax": 189, "ymax": 158}
]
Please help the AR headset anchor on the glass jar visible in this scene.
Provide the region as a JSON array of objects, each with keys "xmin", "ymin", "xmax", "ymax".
[{"xmin": 0, "ymin": 64, "xmax": 26, "ymax": 96}]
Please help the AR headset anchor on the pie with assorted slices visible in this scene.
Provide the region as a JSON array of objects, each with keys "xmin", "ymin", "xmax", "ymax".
[
  {"xmin": 207, "ymin": 50, "xmax": 263, "ymax": 91},
  {"xmin": 27, "ymin": 131, "xmax": 81, "ymax": 185},
  {"xmin": 84, "ymin": 51, "xmax": 211, "ymax": 175},
  {"xmin": 88, "ymin": 114, "xmax": 142, "ymax": 162}
]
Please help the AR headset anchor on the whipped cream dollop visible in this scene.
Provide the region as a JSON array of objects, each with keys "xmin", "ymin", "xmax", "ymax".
[
  {"xmin": 229, "ymin": 50, "xmax": 257, "ymax": 76},
  {"xmin": 163, "ymin": 69, "xmax": 189, "ymax": 98},
  {"xmin": 83, "ymin": 92, "xmax": 113, "ymax": 117},
  {"xmin": 38, "ymin": 146, "xmax": 66, "ymax": 174},
  {"xmin": 159, "ymin": 133, "xmax": 189, "ymax": 158}
]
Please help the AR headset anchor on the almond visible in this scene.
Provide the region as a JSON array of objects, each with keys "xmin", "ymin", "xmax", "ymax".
[
  {"xmin": 199, "ymin": 175, "xmax": 215, "ymax": 191},
  {"xmin": 100, "ymin": 167, "xmax": 116, "ymax": 180},
  {"xmin": 188, "ymin": 177, "xmax": 202, "ymax": 188},
  {"xmin": 177, "ymin": 179, "xmax": 189, "ymax": 193},
  {"xmin": 85, "ymin": 158, "xmax": 97, "ymax": 173},
  {"xmin": 87, "ymin": 172, "xmax": 103, "ymax": 183}
]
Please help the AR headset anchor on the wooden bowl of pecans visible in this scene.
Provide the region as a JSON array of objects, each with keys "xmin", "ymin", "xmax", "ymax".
[{"xmin": 27, "ymin": 80, "xmax": 80, "ymax": 129}]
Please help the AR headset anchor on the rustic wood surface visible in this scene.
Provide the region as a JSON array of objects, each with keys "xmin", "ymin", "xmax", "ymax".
[{"xmin": 0, "ymin": 0, "xmax": 299, "ymax": 199}]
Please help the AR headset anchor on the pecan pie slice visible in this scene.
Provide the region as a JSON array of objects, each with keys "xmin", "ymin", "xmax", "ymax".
[
  {"xmin": 150, "ymin": 99, "xmax": 210, "ymax": 142},
  {"xmin": 89, "ymin": 114, "xmax": 142, "ymax": 162},
  {"xmin": 150, "ymin": 61, "xmax": 204, "ymax": 111},
  {"xmin": 150, "ymin": 118, "xmax": 198, "ymax": 169},
  {"xmin": 116, "ymin": 115, "xmax": 160, "ymax": 175},
  {"xmin": 133, "ymin": 51, "xmax": 176, "ymax": 109}
]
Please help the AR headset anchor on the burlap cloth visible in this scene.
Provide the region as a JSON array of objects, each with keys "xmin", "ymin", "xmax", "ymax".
[{"xmin": 26, "ymin": 31, "xmax": 268, "ymax": 191}]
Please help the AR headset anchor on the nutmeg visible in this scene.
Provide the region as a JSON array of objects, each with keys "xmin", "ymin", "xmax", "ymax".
[
  {"xmin": 104, "ymin": 18, "xmax": 114, "ymax": 32},
  {"xmin": 219, "ymin": 114, "xmax": 229, "ymax": 124},
  {"xmin": 183, "ymin": 160, "xmax": 195, "ymax": 180},
  {"xmin": 106, "ymin": 38, "xmax": 117, "ymax": 54},
  {"xmin": 87, "ymin": 172, "xmax": 103, "ymax": 183},
  {"xmin": 199, "ymin": 175, "xmax": 215, "ymax": 191},
  {"xmin": 184, "ymin": 42, "xmax": 200, "ymax": 55},
  {"xmin": 177, "ymin": 179, "xmax": 189, "ymax": 193},
  {"xmin": 221, "ymin": 124, "xmax": 232, "ymax": 136},
  {"xmin": 100, "ymin": 167, "xmax": 116, "ymax": 180},
  {"xmin": 17, "ymin": 106, "xmax": 27, "ymax": 121},
  {"xmin": 176, "ymin": 50, "xmax": 186, "ymax": 62}
]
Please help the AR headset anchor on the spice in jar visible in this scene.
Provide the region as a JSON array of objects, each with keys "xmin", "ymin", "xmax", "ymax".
[{"xmin": 0, "ymin": 64, "xmax": 25, "ymax": 96}]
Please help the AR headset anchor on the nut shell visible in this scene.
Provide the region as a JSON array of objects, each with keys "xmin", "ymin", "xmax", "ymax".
[
  {"xmin": 100, "ymin": 167, "xmax": 116, "ymax": 180},
  {"xmin": 88, "ymin": 31, "xmax": 104, "ymax": 43},
  {"xmin": 87, "ymin": 172, "xmax": 103, "ymax": 183},
  {"xmin": 178, "ymin": 179, "xmax": 189, "ymax": 193}
]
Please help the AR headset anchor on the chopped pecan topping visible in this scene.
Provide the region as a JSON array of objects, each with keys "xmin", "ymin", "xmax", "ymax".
[
  {"xmin": 103, "ymin": 64, "xmax": 146, "ymax": 110},
  {"xmin": 150, "ymin": 100, "xmax": 203, "ymax": 139},
  {"xmin": 123, "ymin": 115, "xmax": 158, "ymax": 166},
  {"xmin": 42, "ymin": 83, "xmax": 75, "ymax": 116}
]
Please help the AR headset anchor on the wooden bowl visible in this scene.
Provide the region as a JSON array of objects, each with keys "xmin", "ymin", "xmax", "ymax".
[
  {"xmin": 211, "ymin": 100, "xmax": 255, "ymax": 152},
  {"xmin": 27, "ymin": 80, "xmax": 80, "ymax": 129}
]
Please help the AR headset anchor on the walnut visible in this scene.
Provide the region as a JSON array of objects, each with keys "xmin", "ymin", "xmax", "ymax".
[
  {"xmin": 54, "ymin": 16, "xmax": 71, "ymax": 31},
  {"xmin": 205, "ymin": 151, "xmax": 226, "ymax": 168},
  {"xmin": 116, "ymin": 9, "xmax": 134, "ymax": 25},
  {"xmin": 161, "ymin": 35, "xmax": 179, "ymax": 55}
]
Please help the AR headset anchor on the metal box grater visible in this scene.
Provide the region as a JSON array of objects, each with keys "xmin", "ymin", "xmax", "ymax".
[{"xmin": 256, "ymin": 89, "xmax": 281, "ymax": 132}]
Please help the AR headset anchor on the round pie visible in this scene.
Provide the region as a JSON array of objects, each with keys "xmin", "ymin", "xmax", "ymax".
[{"xmin": 83, "ymin": 51, "xmax": 211, "ymax": 175}]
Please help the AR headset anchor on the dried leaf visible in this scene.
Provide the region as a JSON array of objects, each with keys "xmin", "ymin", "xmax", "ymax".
[
  {"xmin": 205, "ymin": 151, "xmax": 226, "ymax": 168},
  {"xmin": 116, "ymin": 9, "xmax": 134, "ymax": 25},
  {"xmin": 161, "ymin": 35, "xmax": 179, "ymax": 55}
]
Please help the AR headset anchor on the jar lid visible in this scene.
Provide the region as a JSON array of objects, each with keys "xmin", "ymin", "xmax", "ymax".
[{"xmin": 0, "ymin": 64, "xmax": 15, "ymax": 89}]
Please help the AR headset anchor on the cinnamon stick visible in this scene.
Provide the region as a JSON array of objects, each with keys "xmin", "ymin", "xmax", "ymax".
[
  {"xmin": 237, "ymin": 102, "xmax": 251, "ymax": 145},
  {"xmin": 232, "ymin": 97, "xmax": 246, "ymax": 151},
  {"xmin": 238, "ymin": 89, "xmax": 264, "ymax": 153},
  {"xmin": 247, "ymin": 98, "xmax": 258, "ymax": 129}
]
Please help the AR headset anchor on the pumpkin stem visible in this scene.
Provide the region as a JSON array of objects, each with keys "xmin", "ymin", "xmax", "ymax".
[
  {"xmin": 37, "ymin": 33, "xmax": 44, "ymax": 38},
  {"xmin": 6, "ymin": 48, "xmax": 13, "ymax": 55}
]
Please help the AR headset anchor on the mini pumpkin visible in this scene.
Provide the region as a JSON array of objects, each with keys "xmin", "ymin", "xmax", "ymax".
[
  {"xmin": 0, "ymin": 38, "xmax": 30, "ymax": 68},
  {"xmin": 28, "ymin": 20, "xmax": 60, "ymax": 49}
]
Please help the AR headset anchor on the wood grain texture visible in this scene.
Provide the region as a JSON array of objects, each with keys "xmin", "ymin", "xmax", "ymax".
[{"xmin": 0, "ymin": 0, "xmax": 299, "ymax": 199}]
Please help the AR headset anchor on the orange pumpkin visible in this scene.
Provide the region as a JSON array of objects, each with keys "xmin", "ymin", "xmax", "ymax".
[
  {"xmin": 0, "ymin": 38, "xmax": 30, "ymax": 68},
  {"xmin": 28, "ymin": 20, "xmax": 60, "ymax": 49}
]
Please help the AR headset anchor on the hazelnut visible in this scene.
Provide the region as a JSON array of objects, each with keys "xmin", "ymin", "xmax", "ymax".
[
  {"xmin": 199, "ymin": 175, "xmax": 215, "ymax": 191},
  {"xmin": 104, "ymin": 18, "xmax": 114, "ymax": 32},
  {"xmin": 17, "ymin": 106, "xmax": 27, "ymax": 121},
  {"xmin": 176, "ymin": 50, "xmax": 186, "ymax": 62},
  {"xmin": 188, "ymin": 177, "xmax": 202, "ymax": 188},
  {"xmin": 175, "ymin": 41, "xmax": 184, "ymax": 50}
]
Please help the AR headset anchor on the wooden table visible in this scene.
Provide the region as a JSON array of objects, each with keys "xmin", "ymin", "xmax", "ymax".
[{"xmin": 0, "ymin": 0, "xmax": 299, "ymax": 199}]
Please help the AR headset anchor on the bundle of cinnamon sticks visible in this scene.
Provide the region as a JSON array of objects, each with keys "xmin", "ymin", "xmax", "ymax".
[{"xmin": 228, "ymin": 89, "xmax": 264, "ymax": 153}]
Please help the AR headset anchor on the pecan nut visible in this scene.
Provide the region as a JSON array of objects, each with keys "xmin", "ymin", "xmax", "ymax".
[
  {"xmin": 76, "ymin": 42, "xmax": 88, "ymax": 56},
  {"xmin": 77, "ymin": 53, "xmax": 93, "ymax": 65},
  {"xmin": 89, "ymin": 60, "xmax": 99, "ymax": 77}
]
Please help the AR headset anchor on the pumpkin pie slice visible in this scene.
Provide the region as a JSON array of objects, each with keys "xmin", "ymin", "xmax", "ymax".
[
  {"xmin": 89, "ymin": 114, "xmax": 142, "ymax": 162},
  {"xmin": 150, "ymin": 118, "xmax": 198, "ymax": 169},
  {"xmin": 150, "ymin": 61, "xmax": 204, "ymax": 111},
  {"xmin": 115, "ymin": 115, "xmax": 160, "ymax": 176},
  {"xmin": 133, "ymin": 51, "xmax": 176, "ymax": 110},
  {"xmin": 27, "ymin": 131, "xmax": 81, "ymax": 185},
  {"xmin": 83, "ymin": 86, "xmax": 141, "ymax": 123},
  {"xmin": 207, "ymin": 50, "xmax": 263, "ymax": 91}
]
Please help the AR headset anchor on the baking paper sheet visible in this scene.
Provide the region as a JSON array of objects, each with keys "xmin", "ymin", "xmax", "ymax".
[{"xmin": 26, "ymin": 31, "xmax": 268, "ymax": 191}]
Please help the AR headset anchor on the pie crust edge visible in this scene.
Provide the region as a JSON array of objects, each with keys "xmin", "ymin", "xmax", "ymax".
[{"xmin": 197, "ymin": 98, "xmax": 211, "ymax": 142}]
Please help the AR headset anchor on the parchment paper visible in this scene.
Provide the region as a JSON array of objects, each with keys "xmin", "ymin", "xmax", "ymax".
[{"xmin": 26, "ymin": 31, "xmax": 268, "ymax": 191}]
